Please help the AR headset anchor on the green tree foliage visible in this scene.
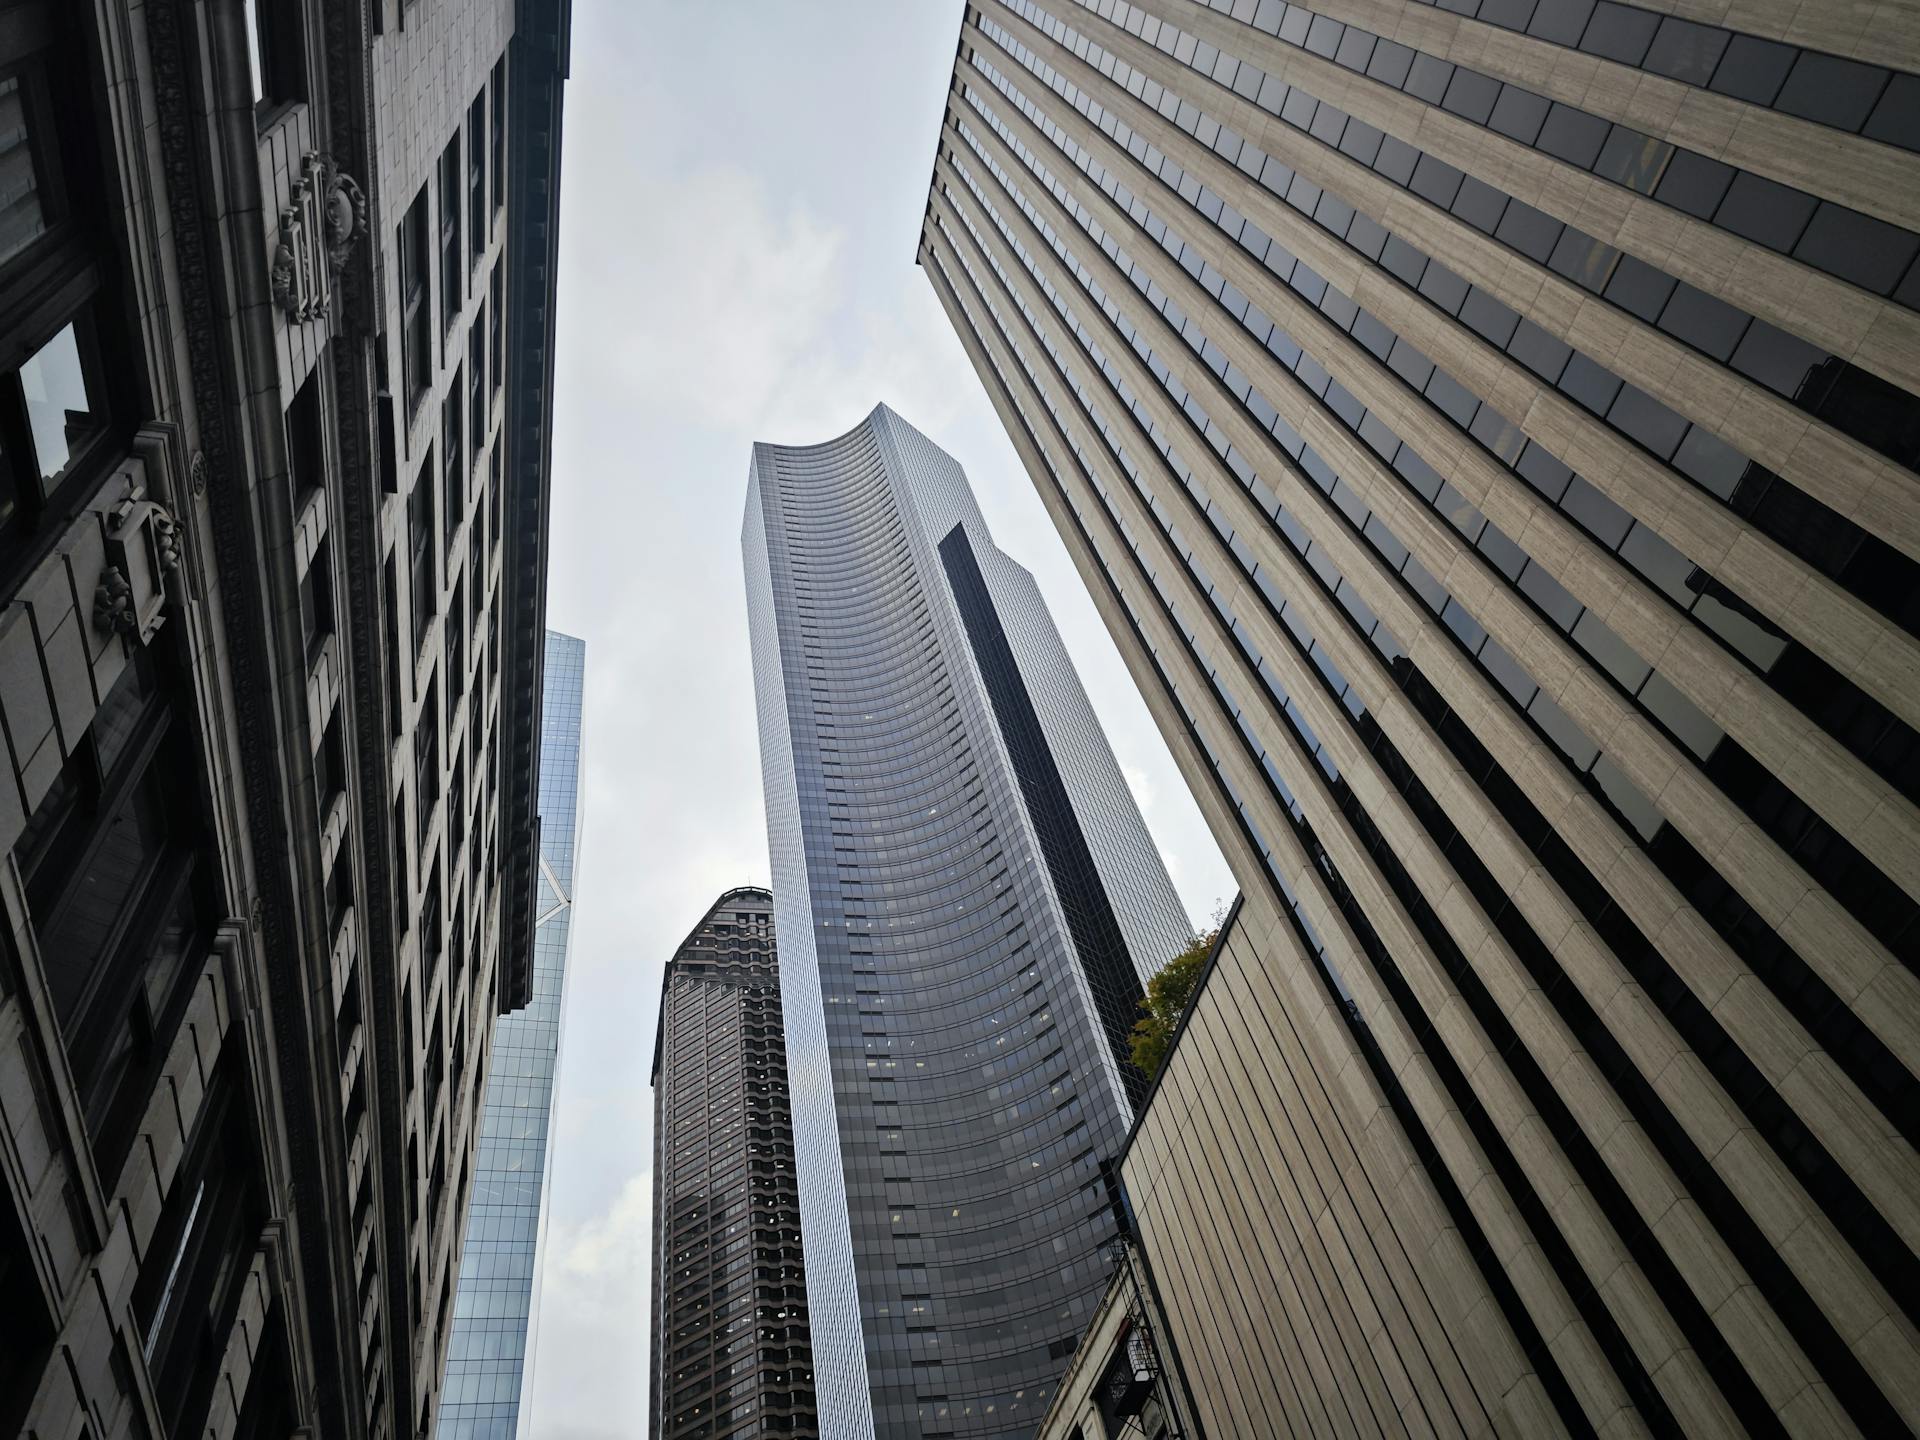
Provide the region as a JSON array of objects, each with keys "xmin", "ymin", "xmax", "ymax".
[{"xmin": 1128, "ymin": 927, "xmax": 1217, "ymax": 1080}]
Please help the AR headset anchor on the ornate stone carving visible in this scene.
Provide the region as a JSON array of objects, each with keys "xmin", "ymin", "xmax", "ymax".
[
  {"xmin": 100, "ymin": 492, "xmax": 181, "ymax": 643},
  {"xmin": 152, "ymin": 504, "xmax": 183, "ymax": 573},
  {"xmin": 93, "ymin": 567, "xmax": 136, "ymax": 636},
  {"xmin": 189, "ymin": 450, "xmax": 209, "ymax": 496},
  {"xmin": 324, "ymin": 167, "xmax": 366, "ymax": 273},
  {"xmin": 272, "ymin": 154, "xmax": 364, "ymax": 321}
]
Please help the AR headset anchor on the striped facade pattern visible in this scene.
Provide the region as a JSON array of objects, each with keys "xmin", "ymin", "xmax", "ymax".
[{"xmin": 918, "ymin": 0, "xmax": 1920, "ymax": 1434}]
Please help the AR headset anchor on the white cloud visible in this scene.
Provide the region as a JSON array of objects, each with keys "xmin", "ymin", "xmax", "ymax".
[{"xmin": 527, "ymin": 1172, "xmax": 655, "ymax": 1437}]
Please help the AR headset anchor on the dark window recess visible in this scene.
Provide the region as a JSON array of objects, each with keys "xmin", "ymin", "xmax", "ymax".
[
  {"xmin": 439, "ymin": 134, "xmax": 461, "ymax": 335},
  {"xmin": 469, "ymin": 318, "xmax": 487, "ymax": 454},
  {"xmin": 314, "ymin": 709, "xmax": 345, "ymax": 817},
  {"xmin": 15, "ymin": 649, "xmax": 214, "ymax": 1185},
  {"xmin": 416, "ymin": 676, "xmax": 439, "ymax": 852},
  {"xmin": 490, "ymin": 58, "xmax": 506, "ymax": 216},
  {"xmin": 938, "ymin": 522, "xmax": 1149, "ymax": 1107},
  {"xmin": 384, "ymin": 551, "xmax": 405, "ymax": 739},
  {"xmin": 442, "ymin": 371, "xmax": 463, "ymax": 557},
  {"xmin": 299, "ymin": 539, "xmax": 333, "ymax": 663},
  {"xmin": 409, "ymin": 452, "xmax": 435, "ymax": 652},
  {"xmin": 130, "ymin": 1061, "xmax": 266, "ymax": 1438},
  {"xmin": 284, "ymin": 367, "xmax": 323, "ymax": 508},
  {"xmin": 400, "ymin": 184, "xmax": 432, "ymax": 404},
  {"xmin": 243, "ymin": 0, "xmax": 306, "ymax": 118},
  {"xmin": 489, "ymin": 263, "xmax": 504, "ymax": 394},
  {"xmin": 467, "ymin": 91, "xmax": 486, "ymax": 259}
]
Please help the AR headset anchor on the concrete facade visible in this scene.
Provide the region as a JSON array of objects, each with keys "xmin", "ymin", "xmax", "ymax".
[
  {"xmin": 920, "ymin": 0, "xmax": 1920, "ymax": 1434},
  {"xmin": 0, "ymin": 1, "xmax": 568, "ymax": 1437}
]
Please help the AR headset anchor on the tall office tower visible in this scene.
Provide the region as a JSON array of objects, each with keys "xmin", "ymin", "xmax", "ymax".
[
  {"xmin": 744, "ymin": 403, "xmax": 1191, "ymax": 1438},
  {"xmin": 0, "ymin": 2, "xmax": 568, "ymax": 1438},
  {"xmin": 438, "ymin": 630, "xmax": 584, "ymax": 1438},
  {"xmin": 920, "ymin": 1, "xmax": 1920, "ymax": 1435},
  {"xmin": 649, "ymin": 887, "xmax": 816, "ymax": 1440}
]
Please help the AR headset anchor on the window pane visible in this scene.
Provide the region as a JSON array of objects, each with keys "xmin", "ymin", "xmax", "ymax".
[
  {"xmin": 20, "ymin": 322, "xmax": 100, "ymax": 485},
  {"xmin": 0, "ymin": 76, "xmax": 48, "ymax": 268},
  {"xmin": 1773, "ymin": 51, "xmax": 1885, "ymax": 132}
]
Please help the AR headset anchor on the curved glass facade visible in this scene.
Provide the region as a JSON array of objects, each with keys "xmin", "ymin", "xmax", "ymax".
[{"xmin": 743, "ymin": 405, "xmax": 1189, "ymax": 1438}]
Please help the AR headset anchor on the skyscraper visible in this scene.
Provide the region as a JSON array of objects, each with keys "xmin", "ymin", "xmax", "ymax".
[
  {"xmin": 649, "ymin": 887, "xmax": 816, "ymax": 1440},
  {"xmin": 0, "ymin": 1, "xmax": 567, "ymax": 1437},
  {"xmin": 438, "ymin": 630, "xmax": 584, "ymax": 1438},
  {"xmin": 743, "ymin": 403, "xmax": 1191, "ymax": 1437},
  {"xmin": 920, "ymin": 1, "xmax": 1920, "ymax": 1434}
]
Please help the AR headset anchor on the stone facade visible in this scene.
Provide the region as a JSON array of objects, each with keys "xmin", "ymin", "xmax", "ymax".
[
  {"xmin": 0, "ymin": 1, "xmax": 568, "ymax": 1437},
  {"xmin": 921, "ymin": 0, "xmax": 1920, "ymax": 1434}
]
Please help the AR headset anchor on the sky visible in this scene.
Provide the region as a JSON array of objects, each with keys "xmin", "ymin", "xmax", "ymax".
[{"xmin": 526, "ymin": 4, "xmax": 1235, "ymax": 1434}]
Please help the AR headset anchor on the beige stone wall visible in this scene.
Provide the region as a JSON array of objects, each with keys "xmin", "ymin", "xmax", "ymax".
[{"xmin": 921, "ymin": 0, "xmax": 1920, "ymax": 1434}]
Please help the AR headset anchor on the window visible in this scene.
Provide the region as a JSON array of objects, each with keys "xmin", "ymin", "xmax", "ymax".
[
  {"xmin": 467, "ymin": 524, "xmax": 484, "ymax": 629},
  {"xmin": 323, "ymin": 841, "xmax": 352, "ymax": 937},
  {"xmin": 0, "ymin": 71, "xmax": 51, "ymax": 269},
  {"xmin": 489, "ymin": 442, "xmax": 503, "ymax": 561},
  {"xmin": 242, "ymin": 0, "xmax": 306, "ymax": 118},
  {"xmin": 0, "ymin": 6, "xmax": 124, "ymax": 584},
  {"xmin": 446, "ymin": 575, "xmax": 465, "ymax": 703},
  {"xmin": 490, "ymin": 58, "xmax": 506, "ymax": 218},
  {"xmin": 15, "ymin": 651, "xmax": 213, "ymax": 1182},
  {"xmin": 285, "ymin": 368, "xmax": 323, "ymax": 509},
  {"xmin": 299, "ymin": 539, "xmax": 332, "ymax": 664},
  {"xmin": 409, "ymin": 455, "xmax": 435, "ymax": 652},
  {"xmin": 314, "ymin": 710, "xmax": 345, "ymax": 817},
  {"xmin": 131, "ymin": 1068, "xmax": 264, "ymax": 1436},
  {"xmin": 439, "ymin": 135, "xmax": 461, "ymax": 335},
  {"xmin": 384, "ymin": 552, "xmax": 404, "ymax": 738},
  {"xmin": 469, "ymin": 318, "xmax": 486, "ymax": 456},
  {"xmin": 442, "ymin": 370, "xmax": 463, "ymax": 554},
  {"xmin": 489, "ymin": 262, "xmax": 504, "ymax": 398},
  {"xmin": 468, "ymin": 91, "xmax": 486, "ymax": 260},
  {"xmin": 421, "ymin": 862, "xmax": 442, "ymax": 977},
  {"xmin": 447, "ymin": 739, "xmax": 466, "ymax": 864},
  {"xmin": 1, "ymin": 312, "xmax": 109, "ymax": 554},
  {"xmin": 416, "ymin": 675, "xmax": 439, "ymax": 851},
  {"xmin": 400, "ymin": 184, "xmax": 431, "ymax": 404}
]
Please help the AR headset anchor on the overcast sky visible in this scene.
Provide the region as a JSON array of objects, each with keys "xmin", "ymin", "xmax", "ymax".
[{"xmin": 526, "ymin": 5, "xmax": 1235, "ymax": 1434}]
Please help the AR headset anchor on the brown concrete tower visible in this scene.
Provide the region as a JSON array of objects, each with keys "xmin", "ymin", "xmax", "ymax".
[{"xmin": 650, "ymin": 888, "xmax": 816, "ymax": 1440}]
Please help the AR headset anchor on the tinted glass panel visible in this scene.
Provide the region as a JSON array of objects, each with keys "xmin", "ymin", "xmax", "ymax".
[
  {"xmin": 1643, "ymin": 18, "xmax": 1729, "ymax": 84},
  {"xmin": 1710, "ymin": 33, "xmax": 1796, "ymax": 105},
  {"xmin": 1714, "ymin": 171, "xmax": 1817, "ymax": 251},
  {"xmin": 1773, "ymin": 51, "xmax": 1886, "ymax": 131},
  {"xmin": 1581, "ymin": 2, "xmax": 1659, "ymax": 64}
]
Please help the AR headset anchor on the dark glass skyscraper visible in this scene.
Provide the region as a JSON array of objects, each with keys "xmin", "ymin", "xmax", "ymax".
[
  {"xmin": 743, "ymin": 403, "xmax": 1191, "ymax": 1438},
  {"xmin": 920, "ymin": 1, "xmax": 1920, "ymax": 1433},
  {"xmin": 438, "ymin": 630, "xmax": 585, "ymax": 1438},
  {"xmin": 649, "ymin": 887, "xmax": 816, "ymax": 1440}
]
